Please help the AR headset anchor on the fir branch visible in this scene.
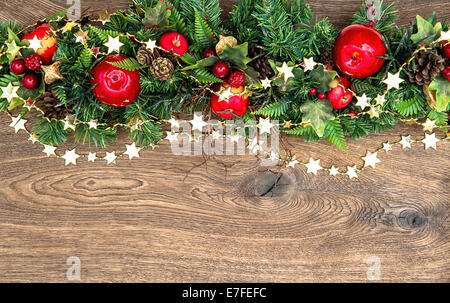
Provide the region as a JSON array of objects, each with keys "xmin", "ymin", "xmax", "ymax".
[
  {"xmin": 33, "ymin": 117, "xmax": 68, "ymax": 146},
  {"xmin": 108, "ymin": 57, "xmax": 144, "ymax": 71},
  {"xmin": 325, "ymin": 119, "xmax": 347, "ymax": 152}
]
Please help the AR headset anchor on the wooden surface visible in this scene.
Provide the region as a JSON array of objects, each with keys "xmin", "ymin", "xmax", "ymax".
[{"xmin": 0, "ymin": 0, "xmax": 449, "ymax": 283}]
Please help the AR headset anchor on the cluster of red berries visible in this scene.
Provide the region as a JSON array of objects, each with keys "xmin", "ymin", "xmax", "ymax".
[
  {"xmin": 203, "ymin": 47, "xmax": 247, "ymax": 88},
  {"xmin": 309, "ymin": 87, "xmax": 327, "ymax": 100},
  {"xmin": 10, "ymin": 53, "xmax": 43, "ymax": 90}
]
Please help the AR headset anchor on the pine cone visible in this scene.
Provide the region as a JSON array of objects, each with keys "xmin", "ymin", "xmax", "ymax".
[
  {"xmin": 137, "ymin": 46, "xmax": 154, "ymax": 66},
  {"xmin": 319, "ymin": 49, "xmax": 334, "ymax": 67},
  {"xmin": 249, "ymin": 47, "xmax": 274, "ymax": 80},
  {"xmin": 406, "ymin": 50, "xmax": 445, "ymax": 85},
  {"xmin": 150, "ymin": 57, "xmax": 174, "ymax": 81},
  {"xmin": 35, "ymin": 90, "xmax": 74, "ymax": 120}
]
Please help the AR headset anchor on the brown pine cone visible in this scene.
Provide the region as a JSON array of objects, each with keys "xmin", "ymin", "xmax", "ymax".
[
  {"xmin": 319, "ymin": 49, "xmax": 334, "ymax": 67},
  {"xmin": 150, "ymin": 57, "xmax": 174, "ymax": 81},
  {"xmin": 137, "ymin": 46, "xmax": 154, "ymax": 66},
  {"xmin": 249, "ymin": 47, "xmax": 274, "ymax": 80},
  {"xmin": 406, "ymin": 50, "xmax": 445, "ymax": 85},
  {"xmin": 35, "ymin": 90, "xmax": 74, "ymax": 120}
]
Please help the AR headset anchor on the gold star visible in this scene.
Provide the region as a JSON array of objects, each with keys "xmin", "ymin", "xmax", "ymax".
[
  {"xmin": 61, "ymin": 20, "xmax": 78, "ymax": 33},
  {"xmin": 87, "ymin": 152, "xmax": 97, "ymax": 162},
  {"xmin": 404, "ymin": 118, "xmax": 417, "ymax": 125},
  {"xmin": 5, "ymin": 40, "xmax": 21, "ymax": 60},
  {"xmin": 74, "ymin": 30, "xmax": 90, "ymax": 44},
  {"xmin": 286, "ymin": 156, "xmax": 299, "ymax": 168},
  {"xmin": 41, "ymin": 62, "xmax": 64, "ymax": 84},
  {"xmin": 421, "ymin": 118, "xmax": 436, "ymax": 133},
  {"xmin": 368, "ymin": 106, "xmax": 380, "ymax": 118},
  {"xmin": 282, "ymin": 120, "xmax": 293, "ymax": 129},
  {"xmin": 355, "ymin": 94, "xmax": 371, "ymax": 110},
  {"xmin": 276, "ymin": 62, "xmax": 295, "ymax": 82},
  {"xmin": 1, "ymin": 82, "xmax": 20, "ymax": 103},
  {"xmin": 98, "ymin": 11, "xmax": 111, "ymax": 25},
  {"xmin": 303, "ymin": 57, "xmax": 317, "ymax": 72}
]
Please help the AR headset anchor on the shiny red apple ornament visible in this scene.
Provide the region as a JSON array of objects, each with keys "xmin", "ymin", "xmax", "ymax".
[
  {"xmin": 10, "ymin": 59, "xmax": 26, "ymax": 74},
  {"xmin": 210, "ymin": 84, "xmax": 249, "ymax": 119},
  {"xmin": 158, "ymin": 32, "xmax": 189, "ymax": 56},
  {"xmin": 327, "ymin": 76, "xmax": 354, "ymax": 109},
  {"xmin": 333, "ymin": 24, "xmax": 387, "ymax": 78},
  {"xmin": 90, "ymin": 55, "xmax": 141, "ymax": 108},
  {"xmin": 22, "ymin": 73, "xmax": 39, "ymax": 90},
  {"xmin": 22, "ymin": 24, "xmax": 57, "ymax": 65}
]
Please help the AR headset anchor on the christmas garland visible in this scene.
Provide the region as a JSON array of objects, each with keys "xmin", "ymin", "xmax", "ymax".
[{"xmin": 0, "ymin": 0, "xmax": 449, "ymax": 167}]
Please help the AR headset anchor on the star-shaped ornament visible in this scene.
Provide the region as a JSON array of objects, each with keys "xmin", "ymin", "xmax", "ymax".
[
  {"xmin": 87, "ymin": 152, "xmax": 97, "ymax": 162},
  {"xmin": 229, "ymin": 133, "xmax": 241, "ymax": 143},
  {"xmin": 5, "ymin": 40, "xmax": 21, "ymax": 60},
  {"xmin": 61, "ymin": 21, "xmax": 78, "ymax": 32},
  {"xmin": 28, "ymin": 134, "xmax": 39, "ymax": 144},
  {"xmin": 145, "ymin": 39, "xmax": 157, "ymax": 51},
  {"xmin": 62, "ymin": 149, "xmax": 80, "ymax": 166},
  {"xmin": 63, "ymin": 119, "xmax": 76, "ymax": 131},
  {"xmin": 282, "ymin": 120, "xmax": 293, "ymax": 129},
  {"xmin": 1, "ymin": 83, "xmax": 20, "ymax": 103},
  {"xmin": 9, "ymin": 116, "xmax": 27, "ymax": 133},
  {"xmin": 346, "ymin": 166, "xmax": 358, "ymax": 179},
  {"xmin": 362, "ymin": 151, "xmax": 381, "ymax": 168},
  {"xmin": 98, "ymin": 11, "xmax": 111, "ymax": 25},
  {"xmin": 422, "ymin": 133, "xmax": 439, "ymax": 150},
  {"xmin": 124, "ymin": 143, "xmax": 141, "ymax": 160},
  {"xmin": 368, "ymin": 106, "xmax": 380, "ymax": 119},
  {"xmin": 43, "ymin": 145, "xmax": 57, "ymax": 157},
  {"xmin": 217, "ymin": 86, "xmax": 234, "ymax": 102},
  {"xmin": 165, "ymin": 131, "xmax": 179, "ymax": 143},
  {"xmin": 276, "ymin": 62, "xmax": 295, "ymax": 82},
  {"xmin": 303, "ymin": 57, "xmax": 317, "ymax": 72},
  {"xmin": 74, "ymin": 30, "xmax": 90, "ymax": 44},
  {"xmin": 399, "ymin": 135, "xmax": 412, "ymax": 149},
  {"xmin": 168, "ymin": 117, "xmax": 180, "ymax": 129},
  {"xmin": 87, "ymin": 120, "xmax": 98, "ymax": 129},
  {"xmin": 355, "ymin": 94, "xmax": 371, "ymax": 110},
  {"xmin": 383, "ymin": 72, "xmax": 404, "ymax": 90},
  {"xmin": 104, "ymin": 152, "xmax": 117, "ymax": 164},
  {"xmin": 41, "ymin": 62, "xmax": 64, "ymax": 84},
  {"xmin": 190, "ymin": 113, "xmax": 208, "ymax": 132},
  {"xmin": 422, "ymin": 118, "xmax": 436, "ymax": 133},
  {"xmin": 258, "ymin": 117, "xmax": 275, "ymax": 135},
  {"xmin": 104, "ymin": 36, "xmax": 123, "ymax": 53},
  {"xmin": 28, "ymin": 36, "xmax": 42, "ymax": 52},
  {"xmin": 287, "ymin": 156, "xmax": 299, "ymax": 168},
  {"xmin": 439, "ymin": 30, "xmax": 450, "ymax": 41},
  {"xmin": 382, "ymin": 142, "xmax": 392, "ymax": 152},
  {"xmin": 375, "ymin": 94, "xmax": 386, "ymax": 107},
  {"xmin": 329, "ymin": 166, "xmax": 340, "ymax": 176},
  {"xmin": 261, "ymin": 77, "xmax": 272, "ymax": 89},
  {"xmin": 305, "ymin": 158, "xmax": 322, "ymax": 175}
]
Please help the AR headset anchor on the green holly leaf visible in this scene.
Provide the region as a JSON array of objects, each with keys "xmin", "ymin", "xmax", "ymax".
[
  {"xmin": 309, "ymin": 65, "xmax": 338, "ymax": 93},
  {"xmin": 142, "ymin": 2, "xmax": 171, "ymax": 30},
  {"xmin": 219, "ymin": 43, "xmax": 252, "ymax": 69},
  {"xmin": 182, "ymin": 56, "xmax": 219, "ymax": 71},
  {"xmin": 411, "ymin": 15, "xmax": 442, "ymax": 44},
  {"xmin": 300, "ymin": 100, "xmax": 334, "ymax": 138},
  {"xmin": 428, "ymin": 75, "xmax": 450, "ymax": 112}
]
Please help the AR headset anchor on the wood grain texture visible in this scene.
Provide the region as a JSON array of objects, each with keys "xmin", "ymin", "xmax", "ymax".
[{"xmin": 0, "ymin": 0, "xmax": 449, "ymax": 282}]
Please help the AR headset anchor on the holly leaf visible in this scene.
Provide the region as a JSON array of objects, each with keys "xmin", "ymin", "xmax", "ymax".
[
  {"xmin": 428, "ymin": 75, "xmax": 450, "ymax": 112},
  {"xmin": 309, "ymin": 65, "xmax": 338, "ymax": 93},
  {"xmin": 300, "ymin": 100, "xmax": 334, "ymax": 137},
  {"xmin": 142, "ymin": 2, "xmax": 171, "ymax": 30},
  {"xmin": 182, "ymin": 56, "xmax": 219, "ymax": 71},
  {"xmin": 411, "ymin": 15, "xmax": 442, "ymax": 44},
  {"xmin": 219, "ymin": 43, "xmax": 252, "ymax": 69}
]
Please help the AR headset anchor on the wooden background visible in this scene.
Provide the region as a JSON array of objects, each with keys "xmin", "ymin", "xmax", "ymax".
[{"xmin": 0, "ymin": 0, "xmax": 449, "ymax": 283}]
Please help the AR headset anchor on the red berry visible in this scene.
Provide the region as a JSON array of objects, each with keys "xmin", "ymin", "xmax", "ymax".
[
  {"xmin": 10, "ymin": 59, "xmax": 26, "ymax": 74},
  {"xmin": 203, "ymin": 48, "xmax": 216, "ymax": 58},
  {"xmin": 318, "ymin": 93, "xmax": 327, "ymax": 100},
  {"xmin": 227, "ymin": 71, "xmax": 246, "ymax": 87},
  {"xmin": 22, "ymin": 73, "xmax": 39, "ymax": 90},
  {"xmin": 309, "ymin": 87, "xmax": 317, "ymax": 96},
  {"xmin": 442, "ymin": 66, "xmax": 450, "ymax": 81},
  {"xmin": 213, "ymin": 61, "xmax": 230, "ymax": 79},
  {"xmin": 24, "ymin": 54, "xmax": 42, "ymax": 71},
  {"xmin": 442, "ymin": 41, "xmax": 450, "ymax": 59}
]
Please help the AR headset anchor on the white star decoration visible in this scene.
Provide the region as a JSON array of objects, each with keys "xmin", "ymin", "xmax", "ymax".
[
  {"xmin": 62, "ymin": 149, "xmax": 80, "ymax": 166},
  {"xmin": 276, "ymin": 62, "xmax": 295, "ymax": 82},
  {"xmin": 63, "ymin": 120, "xmax": 76, "ymax": 131},
  {"xmin": 218, "ymin": 87, "xmax": 234, "ymax": 102},
  {"xmin": 190, "ymin": 113, "xmax": 208, "ymax": 132},
  {"xmin": 28, "ymin": 36, "xmax": 42, "ymax": 52},
  {"xmin": 305, "ymin": 158, "xmax": 322, "ymax": 175},
  {"xmin": 87, "ymin": 152, "xmax": 97, "ymax": 162},
  {"xmin": 422, "ymin": 133, "xmax": 439, "ymax": 150},
  {"xmin": 28, "ymin": 134, "xmax": 38, "ymax": 144},
  {"xmin": 258, "ymin": 117, "xmax": 275, "ymax": 134},
  {"xmin": 104, "ymin": 152, "xmax": 117, "ymax": 164},
  {"xmin": 362, "ymin": 151, "xmax": 381, "ymax": 168},
  {"xmin": 287, "ymin": 156, "xmax": 299, "ymax": 168},
  {"xmin": 329, "ymin": 166, "xmax": 340, "ymax": 176},
  {"xmin": 104, "ymin": 35, "xmax": 123, "ymax": 53},
  {"xmin": 346, "ymin": 166, "xmax": 358, "ymax": 179},
  {"xmin": 382, "ymin": 142, "xmax": 392, "ymax": 152},
  {"xmin": 229, "ymin": 133, "xmax": 241, "ymax": 143},
  {"xmin": 422, "ymin": 119, "xmax": 436, "ymax": 133},
  {"xmin": 375, "ymin": 94, "xmax": 386, "ymax": 107},
  {"xmin": 9, "ymin": 116, "xmax": 27, "ymax": 133},
  {"xmin": 1, "ymin": 83, "xmax": 20, "ymax": 103},
  {"xmin": 124, "ymin": 143, "xmax": 141, "ymax": 159},
  {"xmin": 145, "ymin": 39, "xmax": 157, "ymax": 51},
  {"xmin": 261, "ymin": 77, "xmax": 272, "ymax": 89},
  {"xmin": 87, "ymin": 120, "xmax": 98, "ymax": 129},
  {"xmin": 439, "ymin": 30, "xmax": 450, "ymax": 41},
  {"xmin": 400, "ymin": 136, "xmax": 412, "ymax": 149},
  {"xmin": 383, "ymin": 72, "xmax": 404, "ymax": 90},
  {"xmin": 168, "ymin": 117, "xmax": 180, "ymax": 130},
  {"xmin": 355, "ymin": 93, "xmax": 371, "ymax": 110},
  {"xmin": 303, "ymin": 57, "xmax": 317, "ymax": 72},
  {"xmin": 42, "ymin": 145, "xmax": 57, "ymax": 157},
  {"xmin": 166, "ymin": 131, "xmax": 179, "ymax": 143}
]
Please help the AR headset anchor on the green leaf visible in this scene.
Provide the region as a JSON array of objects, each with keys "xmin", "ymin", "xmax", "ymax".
[
  {"xmin": 309, "ymin": 65, "xmax": 337, "ymax": 93},
  {"xmin": 253, "ymin": 101, "xmax": 290, "ymax": 118},
  {"xmin": 192, "ymin": 69, "xmax": 223, "ymax": 84},
  {"xmin": 219, "ymin": 43, "xmax": 252, "ymax": 69},
  {"xmin": 194, "ymin": 8, "xmax": 214, "ymax": 48},
  {"xmin": 300, "ymin": 100, "xmax": 334, "ymax": 137},
  {"xmin": 108, "ymin": 57, "xmax": 143, "ymax": 71},
  {"xmin": 142, "ymin": 2, "xmax": 171, "ymax": 29},
  {"xmin": 428, "ymin": 75, "xmax": 450, "ymax": 112},
  {"xmin": 182, "ymin": 56, "xmax": 219, "ymax": 71},
  {"xmin": 411, "ymin": 15, "xmax": 442, "ymax": 44}
]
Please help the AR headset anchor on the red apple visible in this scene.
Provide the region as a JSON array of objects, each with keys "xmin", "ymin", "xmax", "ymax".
[
  {"xmin": 333, "ymin": 24, "xmax": 387, "ymax": 78},
  {"xmin": 441, "ymin": 41, "xmax": 450, "ymax": 59},
  {"xmin": 158, "ymin": 32, "xmax": 189, "ymax": 56},
  {"xmin": 211, "ymin": 84, "xmax": 249, "ymax": 119},
  {"xmin": 90, "ymin": 54, "xmax": 141, "ymax": 108},
  {"xmin": 22, "ymin": 24, "xmax": 57, "ymax": 64},
  {"xmin": 327, "ymin": 77, "xmax": 354, "ymax": 109}
]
